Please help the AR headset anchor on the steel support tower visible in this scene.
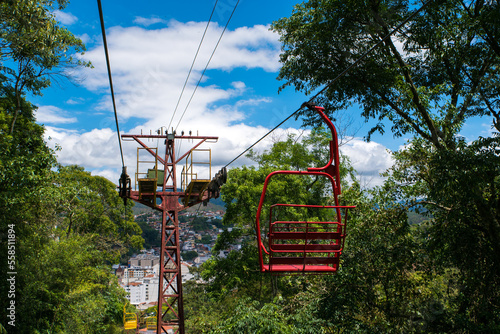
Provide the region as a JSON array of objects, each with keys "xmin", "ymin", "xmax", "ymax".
[{"xmin": 121, "ymin": 132, "xmax": 219, "ymax": 334}]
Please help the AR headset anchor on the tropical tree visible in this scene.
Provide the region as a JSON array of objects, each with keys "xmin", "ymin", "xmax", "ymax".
[
  {"xmin": 0, "ymin": 0, "xmax": 91, "ymax": 134},
  {"xmin": 272, "ymin": 0, "xmax": 499, "ymax": 147},
  {"xmin": 387, "ymin": 138, "xmax": 500, "ymax": 331},
  {"xmin": 0, "ymin": 2, "xmax": 135, "ymax": 332},
  {"xmin": 17, "ymin": 235, "xmax": 127, "ymax": 333},
  {"xmin": 53, "ymin": 165, "xmax": 144, "ymax": 261},
  {"xmin": 272, "ymin": 0, "xmax": 500, "ymax": 330},
  {"xmin": 0, "ymin": 89, "xmax": 58, "ymax": 331}
]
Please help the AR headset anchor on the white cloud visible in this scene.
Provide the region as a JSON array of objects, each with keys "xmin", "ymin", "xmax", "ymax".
[
  {"xmin": 92, "ymin": 169, "xmax": 121, "ymax": 183},
  {"xmin": 77, "ymin": 33, "xmax": 92, "ymax": 45},
  {"xmin": 78, "ymin": 22, "xmax": 280, "ymax": 99},
  {"xmin": 133, "ymin": 16, "xmax": 167, "ymax": 27},
  {"xmin": 340, "ymin": 138, "xmax": 394, "ymax": 188},
  {"xmin": 66, "ymin": 97, "xmax": 86, "ymax": 105},
  {"xmin": 53, "ymin": 10, "xmax": 78, "ymax": 25},
  {"xmin": 45, "ymin": 126, "xmax": 123, "ymax": 169},
  {"xmin": 48, "ymin": 20, "xmax": 393, "ymax": 189},
  {"xmin": 36, "ymin": 106, "xmax": 77, "ymax": 124},
  {"xmin": 236, "ymin": 97, "xmax": 272, "ymax": 107},
  {"xmin": 391, "ymin": 36, "xmax": 405, "ymax": 55}
]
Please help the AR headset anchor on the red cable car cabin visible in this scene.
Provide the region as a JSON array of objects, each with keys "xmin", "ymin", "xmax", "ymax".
[{"xmin": 256, "ymin": 104, "xmax": 355, "ymax": 274}]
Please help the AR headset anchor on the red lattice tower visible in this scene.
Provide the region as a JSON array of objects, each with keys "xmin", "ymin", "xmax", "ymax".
[{"xmin": 120, "ymin": 132, "xmax": 223, "ymax": 334}]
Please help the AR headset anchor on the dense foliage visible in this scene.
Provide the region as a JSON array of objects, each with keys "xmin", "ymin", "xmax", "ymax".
[
  {"xmin": 0, "ymin": 97, "xmax": 143, "ymax": 332},
  {"xmin": 272, "ymin": 0, "xmax": 500, "ymax": 145},
  {"xmin": 1, "ymin": 0, "xmax": 499, "ymax": 332},
  {"xmin": 183, "ymin": 0, "xmax": 500, "ymax": 332},
  {"xmin": 0, "ymin": 1, "xmax": 142, "ymax": 332}
]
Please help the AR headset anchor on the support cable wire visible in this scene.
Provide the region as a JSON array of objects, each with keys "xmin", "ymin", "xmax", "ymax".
[
  {"xmin": 167, "ymin": 0, "xmax": 220, "ymax": 131},
  {"xmin": 97, "ymin": 0, "xmax": 125, "ymax": 168},
  {"xmin": 174, "ymin": 0, "xmax": 240, "ymax": 132},
  {"xmin": 223, "ymin": 0, "xmax": 432, "ymax": 168}
]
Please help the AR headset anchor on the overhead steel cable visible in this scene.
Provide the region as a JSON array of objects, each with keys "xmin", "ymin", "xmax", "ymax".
[
  {"xmin": 223, "ymin": 0, "xmax": 432, "ymax": 169},
  {"xmin": 174, "ymin": 0, "xmax": 241, "ymax": 132},
  {"xmin": 167, "ymin": 0, "xmax": 220, "ymax": 131},
  {"xmin": 224, "ymin": 107, "xmax": 301, "ymax": 168},
  {"xmin": 97, "ymin": 0, "xmax": 125, "ymax": 168}
]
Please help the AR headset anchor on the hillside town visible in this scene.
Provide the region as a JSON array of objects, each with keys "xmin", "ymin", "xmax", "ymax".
[{"xmin": 114, "ymin": 207, "xmax": 243, "ymax": 308}]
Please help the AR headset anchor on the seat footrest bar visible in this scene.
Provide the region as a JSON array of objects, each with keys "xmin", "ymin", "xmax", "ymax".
[
  {"xmin": 269, "ymin": 256, "xmax": 339, "ymax": 265},
  {"xmin": 270, "ymin": 244, "xmax": 341, "ymax": 252},
  {"xmin": 270, "ymin": 232, "xmax": 341, "ymax": 240},
  {"xmin": 262, "ymin": 264, "xmax": 338, "ymax": 272}
]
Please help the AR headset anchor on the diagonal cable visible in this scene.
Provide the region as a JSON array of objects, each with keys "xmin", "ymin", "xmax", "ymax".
[
  {"xmin": 174, "ymin": 0, "xmax": 240, "ymax": 132},
  {"xmin": 97, "ymin": 0, "xmax": 125, "ymax": 167},
  {"xmin": 223, "ymin": 0, "xmax": 432, "ymax": 168},
  {"xmin": 167, "ymin": 0, "xmax": 220, "ymax": 131}
]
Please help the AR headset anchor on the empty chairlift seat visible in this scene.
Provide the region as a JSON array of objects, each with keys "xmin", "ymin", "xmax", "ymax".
[
  {"xmin": 255, "ymin": 104, "xmax": 355, "ymax": 274},
  {"xmin": 183, "ymin": 179, "xmax": 211, "ymax": 206},
  {"xmin": 137, "ymin": 168, "xmax": 164, "ymax": 203},
  {"xmin": 181, "ymin": 148, "xmax": 213, "ymax": 206},
  {"xmin": 146, "ymin": 316, "xmax": 157, "ymax": 330},
  {"xmin": 265, "ymin": 203, "xmax": 349, "ymax": 273},
  {"xmin": 123, "ymin": 312, "xmax": 137, "ymax": 330}
]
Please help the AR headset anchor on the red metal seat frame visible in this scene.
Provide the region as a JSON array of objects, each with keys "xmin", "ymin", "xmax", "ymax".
[{"xmin": 256, "ymin": 105, "xmax": 355, "ymax": 274}]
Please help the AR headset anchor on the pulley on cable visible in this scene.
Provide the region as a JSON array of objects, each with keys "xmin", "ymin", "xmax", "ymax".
[
  {"xmin": 118, "ymin": 166, "xmax": 131, "ymax": 206},
  {"xmin": 206, "ymin": 167, "xmax": 227, "ymax": 204}
]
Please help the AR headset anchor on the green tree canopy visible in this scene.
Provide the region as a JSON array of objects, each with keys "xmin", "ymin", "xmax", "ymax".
[
  {"xmin": 0, "ymin": 2, "xmax": 134, "ymax": 331},
  {"xmin": 272, "ymin": 0, "xmax": 500, "ymax": 148},
  {"xmin": 272, "ymin": 1, "xmax": 500, "ymax": 330},
  {"xmin": 53, "ymin": 165, "xmax": 144, "ymax": 261},
  {"xmin": 0, "ymin": 0, "xmax": 91, "ymax": 134}
]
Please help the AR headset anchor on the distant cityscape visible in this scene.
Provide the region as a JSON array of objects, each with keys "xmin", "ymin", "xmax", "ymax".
[{"xmin": 113, "ymin": 207, "xmax": 243, "ymax": 308}]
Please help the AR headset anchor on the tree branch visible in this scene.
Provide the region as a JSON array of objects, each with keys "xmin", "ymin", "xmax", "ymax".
[
  {"xmin": 374, "ymin": 87, "xmax": 434, "ymax": 143},
  {"xmin": 460, "ymin": 0, "xmax": 500, "ymax": 58},
  {"xmin": 370, "ymin": 7, "xmax": 444, "ymax": 148},
  {"xmin": 417, "ymin": 200, "xmax": 452, "ymax": 212}
]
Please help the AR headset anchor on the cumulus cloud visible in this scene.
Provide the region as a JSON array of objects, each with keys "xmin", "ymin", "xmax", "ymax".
[
  {"xmin": 340, "ymin": 138, "xmax": 394, "ymax": 188},
  {"xmin": 53, "ymin": 10, "xmax": 78, "ymax": 25},
  {"xmin": 36, "ymin": 106, "xmax": 77, "ymax": 124},
  {"xmin": 78, "ymin": 21, "xmax": 280, "ymax": 92},
  {"xmin": 66, "ymin": 97, "xmax": 86, "ymax": 105},
  {"xmin": 44, "ymin": 20, "xmax": 394, "ymax": 188},
  {"xmin": 77, "ymin": 33, "xmax": 93, "ymax": 45},
  {"xmin": 133, "ymin": 16, "xmax": 167, "ymax": 27},
  {"xmin": 45, "ymin": 126, "xmax": 124, "ymax": 169}
]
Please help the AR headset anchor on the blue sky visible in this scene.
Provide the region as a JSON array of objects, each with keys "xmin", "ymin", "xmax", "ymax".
[{"xmin": 32, "ymin": 0, "xmax": 492, "ymax": 188}]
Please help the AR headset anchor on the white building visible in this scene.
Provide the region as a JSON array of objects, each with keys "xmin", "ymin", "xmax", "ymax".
[
  {"xmin": 119, "ymin": 261, "xmax": 194, "ymax": 306},
  {"xmin": 122, "ymin": 274, "xmax": 159, "ymax": 306},
  {"xmin": 121, "ymin": 263, "xmax": 160, "ymax": 281}
]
